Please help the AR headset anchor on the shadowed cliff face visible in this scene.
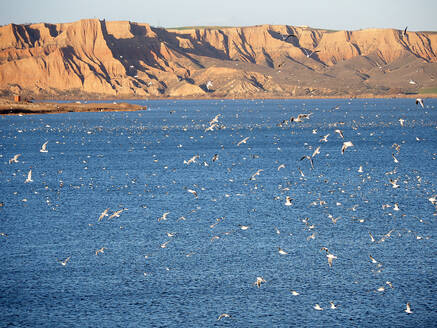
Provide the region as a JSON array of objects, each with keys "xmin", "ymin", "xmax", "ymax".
[{"xmin": 0, "ymin": 19, "xmax": 436, "ymax": 98}]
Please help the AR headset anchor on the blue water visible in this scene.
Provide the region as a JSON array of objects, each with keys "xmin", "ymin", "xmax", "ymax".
[{"xmin": 0, "ymin": 98, "xmax": 436, "ymax": 327}]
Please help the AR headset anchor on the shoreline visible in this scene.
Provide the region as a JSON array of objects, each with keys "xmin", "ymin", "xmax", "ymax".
[{"xmin": 1, "ymin": 93, "xmax": 435, "ymax": 115}]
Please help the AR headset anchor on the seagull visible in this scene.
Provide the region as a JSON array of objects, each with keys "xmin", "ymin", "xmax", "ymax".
[
  {"xmin": 205, "ymin": 124, "xmax": 217, "ymax": 132},
  {"xmin": 369, "ymin": 255, "xmax": 378, "ymax": 264},
  {"xmin": 254, "ymin": 276, "xmax": 266, "ymax": 288},
  {"xmin": 321, "ymin": 247, "xmax": 337, "ymax": 267},
  {"xmin": 209, "ymin": 114, "xmax": 221, "ymax": 125},
  {"xmin": 237, "ymin": 137, "xmax": 250, "ymax": 146},
  {"xmin": 40, "ymin": 141, "xmax": 48, "ymax": 153},
  {"xmin": 158, "ymin": 212, "xmax": 170, "ymax": 222},
  {"xmin": 212, "ymin": 154, "xmax": 219, "ymax": 162},
  {"xmin": 95, "ymin": 247, "xmax": 106, "ymax": 255},
  {"xmin": 330, "ymin": 302, "xmax": 339, "ymax": 309},
  {"xmin": 161, "ymin": 240, "xmax": 171, "ymax": 248},
  {"xmin": 250, "ymin": 169, "xmax": 263, "ymax": 180},
  {"xmin": 98, "ymin": 208, "xmax": 109, "ymax": 221},
  {"xmin": 313, "ymin": 304, "xmax": 323, "ymax": 311},
  {"xmin": 405, "ymin": 302, "xmax": 413, "ymax": 314},
  {"xmin": 239, "ymin": 225, "xmax": 250, "ymax": 230},
  {"xmin": 9, "ymin": 154, "xmax": 21, "ymax": 164},
  {"xmin": 278, "ymin": 247, "xmax": 288, "ymax": 255},
  {"xmin": 277, "ymin": 163, "xmax": 286, "ymax": 171},
  {"xmin": 319, "ymin": 134, "xmax": 330, "ymax": 142},
  {"xmin": 399, "ymin": 118, "xmax": 405, "ymax": 126},
  {"xmin": 58, "ymin": 256, "xmax": 71, "ymax": 266},
  {"xmin": 416, "ymin": 98, "xmax": 424, "ymax": 108},
  {"xmin": 108, "ymin": 209, "xmax": 125, "ymax": 219},
  {"xmin": 217, "ymin": 313, "xmax": 231, "ymax": 320},
  {"xmin": 389, "ymin": 179, "xmax": 400, "ymax": 188},
  {"xmin": 341, "ymin": 141, "xmax": 354, "ymax": 154},
  {"xmin": 312, "ymin": 146, "xmax": 321, "ymax": 158},
  {"xmin": 358, "ymin": 165, "xmax": 364, "ymax": 173},
  {"xmin": 335, "ymin": 129, "xmax": 344, "ymax": 139},
  {"xmin": 285, "ymin": 196, "xmax": 293, "ymax": 206},
  {"xmin": 392, "ymin": 154, "xmax": 399, "ymax": 163},
  {"xmin": 184, "ymin": 155, "xmax": 199, "ymax": 165},
  {"xmin": 300, "ymin": 155, "xmax": 314, "ymax": 169},
  {"xmin": 291, "ymin": 290, "xmax": 300, "ymax": 296},
  {"xmin": 187, "ymin": 189, "xmax": 198, "ymax": 198},
  {"xmin": 369, "ymin": 232, "xmax": 375, "ymax": 242},
  {"xmin": 25, "ymin": 169, "xmax": 33, "ymax": 183}
]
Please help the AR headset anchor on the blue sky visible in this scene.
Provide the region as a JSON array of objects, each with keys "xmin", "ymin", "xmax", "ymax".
[{"xmin": 1, "ymin": 0, "xmax": 436, "ymax": 31}]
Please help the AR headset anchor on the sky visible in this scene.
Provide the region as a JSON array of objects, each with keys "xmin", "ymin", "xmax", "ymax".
[{"xmin": 1, "ymin": 0, "xmax": 436, "ymax": 31}]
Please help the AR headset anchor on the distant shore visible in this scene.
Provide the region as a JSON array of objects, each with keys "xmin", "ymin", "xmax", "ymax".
[
  {"xmin": 1, "ymin": 93, "xmax": 435, "ymax": 115},
  {"xmin": 0, "ymin": 99, "xmax": 147, "ymax": 115}
]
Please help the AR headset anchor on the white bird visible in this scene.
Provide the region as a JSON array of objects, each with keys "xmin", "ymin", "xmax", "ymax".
[
  {"xmin": 341, "ymin": 141, "xmax": 354, "ymax": 154},
  {"xmin": 184, "ymin": 155, "xmax": 199, "ymax": 165},
  {"xmin": 237, "ymin": 137, "xmax": 250, "ymax": 146},
  {"xmin": 187, "ymin": 189, "xmax": 198, "ymax": 198},
  {"xmin": 321, "ymin": 247, "xmax": 337, "ymax": 267},
  {"xmin": 217, "ymin": 313, "xmax": 231, "ymax": 320},
  {"xmin": 313, "ymin": 304, "xmax": 323, "ymax": 311},
  {"xmin": 358, "ymin": 165, "xmax": 363, "ymax": 173},
  {"xmin": 416, "ymin": 98, "xmax": 424, "ymax": 108},
  {"xmin": 25, "ymin": 169, "xmax": 33, "ymax": 183},
  {"xmin": 335, "ymin": 129, "xmax": 344, "ymax": 139},
  {"xmin": 399, "ymin": 118, "xmax": 405, "ymax": 126},
  {"xmin": 239, "ymin": 225, "xmax": 250, "ymax": 230},
  {"xmin": 428, "ymin": 195, "xmax": 437, "ymax": 205},
  {"xmin": 161, "ymin": 240, "xmax": 171, "ymax": 248},
  {"xmin": 405, "ymin": 302, "xmax": 413, "ymax": 314},
  {"xmin": 109, "ymin": 209, "xmax": 125, "ymax": 219},
  {"xmin": 389, "ymin": 179, "xmax": 400, "ymax": 189},
  {"xmin": 319, "ymin": 134, "xmax": 330, "ymax": 142},
  {"xmin": 98, "ymin": 208, "xmax": 109, "ymax": 221},
  {"xmin": 312, "ymin": 146, "xmax": 321, "ymax": 158},
  {"xmin": 254, "ymin": 276, "xmax": 266, "ymax": 288},
  {"xmin": 209, "ymin": 114, "xmax": 221, "ymax": 125},
  {"xmin": 95, "ymin": 247, "xmax": 106, "ymax": 255},
  {"xmin": 278, "ymin": 247, "xmax": 288, "ymax": 255},
  {"xmin": 158, "ymin": 212, "xmax": 170, "ymax": 222},
  {"xmin": 250, "ymin": 169, "xmax": 263, "ymax": 180},
  {"xmin": 277, "ymin": 163, "xmax": 286, "ymax": 171},
  {"xmin": 330, "ymin": 301, "xmax": 339, "ymax": 309},
  {"xmin": 9, "ymin": 154, "xmax": 21, "ymax": 164},
  {"xmin": 291, "ymin": 290, "xmax": 300, "ymax": 296},
  {"xmin": 369, "ymin": 232, "xmax": 375, "ymax": 242},
  {"xmin": 40, "ymin": 141, "xmax": 48, "ymax": 153},
  {"xmin": 58, "ymin": 256, "xmax": 71, "ymax": 266},
  {"xmin": 392, "ymin": 153, "xmax": 399, "ymax": 163},
  {"xmin": 285, "ymin": 196, "xmax": 293, "ymax": 206},
  {"xmin": 369, "ymin": 255, "xmax": 378, "ymax": 264}
]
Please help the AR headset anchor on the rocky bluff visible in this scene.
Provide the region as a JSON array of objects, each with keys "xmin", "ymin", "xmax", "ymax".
[{"xmin": 0, "ymin": 19, "xmax": 436, "ymax": 98}]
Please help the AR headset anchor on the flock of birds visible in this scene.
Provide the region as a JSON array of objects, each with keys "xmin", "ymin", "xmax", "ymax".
[{"xmin": 2, "ymin": 97, "xmax": 435, "ymax": 324}]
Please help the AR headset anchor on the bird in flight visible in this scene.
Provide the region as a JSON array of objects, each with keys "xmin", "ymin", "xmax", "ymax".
[
  {"xmin": 250, "ymin": 169, "xmax": 263, "ymax": 180},
  {"xmin": 98, "ymin": 208, "xmax": 109, "ymax": 221},
  {"xmin": 217, "ymin": 313, "xmax": 231, "ymax": 320},
  {"xmin": 416, "ymin": 98, "xmax": 424, "ymax": 108},
  {"xmin": 300, "ymin": 155, "xmax": 314, "ymax": 169},
  {"xmin": 237, "ymin": 137, "xmax": 250, "ymax": 146},
  {"xmin": 254, "ymin": 276, "xmax": 267, "ymax": 288},
  {"xmin": 285, "ymin": 196, "xmax": 293, "ymax": 206},
  {"xmin": 158, "ymin": 212, "xmax": 170, "ymax": 222},
  {"xmin": 187, "ymin": 189, "xmax": 198, "ymax": 198},
  {"xmin": 303, "ymin": 49, "xmax": 320, "ymax": 58},
  {"xmin": 335, "ymin": 129, "xmax": 344, "ymax": 139},
  {"xmin": 25, "ymin": 169, "xmax": 33, "ymax": 183},
  {"xmin": 9, "ymin": 154, "xmax": 21, "ymax": 164},
  {"xmin": 321, "ymin": 247, "xmax": 337, "ymax": 267},
  {"xmin": 109, "ymin": 208, "xmax": 125, "ymax": 219},
  {"xmin": 278, "ymin": 247, "xmax": 288, "ymax": 255},
  {"xmin": 40, "ymin": 141, "xmax": 48, "ymax": 153},
  {"xmin": 58, "ymin": 256, "xmax": 71, "ymax": 266},
  {"xmin": 341, "ymin": 141, "xmax": 354, "ymax": 154},
  {"xmin": 95, "ymin": 247, "xmax": 106, "ymax": 255},
  {"xmin": 405, "ymin": 302, "xmax": 413, "ymax": 314}
]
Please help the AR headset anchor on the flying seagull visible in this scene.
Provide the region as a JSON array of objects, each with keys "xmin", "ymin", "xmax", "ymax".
[
  {"xmin": 300, "ymin": 155, "xmax": 314, "ymax": 169},
  {"xmin": 341, "ymin": 141, "xmax": 354, "ymax": 154},
  {"xmin": 250, "ymin": 169, "xmax": 264, "ymax": 180},
  {"xmin": 58, "ymin": 256, "xmax": 71, "ymax": 266},
  {"xmin": 40, "ymin": 141, "xmax": 48, "ymax": 153},
  {"xmin": 321, "ymin": 247, "xmax": 337, "ymax": 267},
  {"xmin": 217, "ymin": 313, "xmax": 231, "ymax": 320},
  {"xmin": 405, "ymin": 302, "xmax": 413, "ymax": 314},
  {"xmin": 25, "ymin": 169, "xmax": 33, "ymax": 183},
  {"xmin": 9, "ymin": 154, "xmax": 21, "ymax": 164},
  {"xmin": 416, "ymin": 98, "xmax": 424, "ymax": 108},
  {"xmin": 237, "ymin": 137, "xmax": 250, "ymax": 146},
  {"xmin": 254, "ymin": 276, "xmax": 266, "ymax": 288},
  {"xmin": 98, "ymin": 208, "xmax": 109, "ymax": 221}
]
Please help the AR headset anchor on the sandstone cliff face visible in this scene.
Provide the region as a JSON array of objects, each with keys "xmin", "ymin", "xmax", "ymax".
[{"xmin": 0, "ymin": 19, "xmax": 436, "ymax": 98}]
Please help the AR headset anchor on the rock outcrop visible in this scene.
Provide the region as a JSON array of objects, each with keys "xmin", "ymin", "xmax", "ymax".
[{"xmin": 0, "ymin": 19, "xmax": 436, "ymax": 98}]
